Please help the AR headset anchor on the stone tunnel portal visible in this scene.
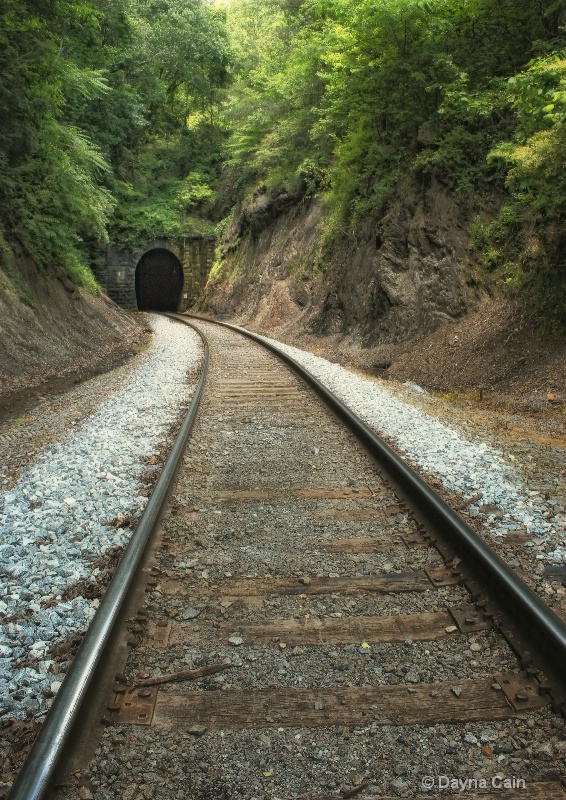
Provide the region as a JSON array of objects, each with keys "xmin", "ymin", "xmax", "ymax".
[{"xmin": 135, "ymin": 248, "xmax": 184, "ymax": 311}]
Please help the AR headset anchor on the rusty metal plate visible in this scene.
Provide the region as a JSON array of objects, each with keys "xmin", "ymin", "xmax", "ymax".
[
  {"xmin": 425, "ymin": 567, "xmax": 461, "ymax": 587},
  {"xmin": 113, "ymin": 687, "xmax": 158, "ymax": 725},
  {"xmin": 448, "ymin": 605, "xmax": 492, "ymax": 633},
  {"xmin": 169, "ymin": 611, "xmax": 453, "ymax": 647},
  {"xmin": 400, "ymin": 533, "xmax": 430, "ymax": 550},
  {"xmin": 495, "ymin": 672, "xmax": 550, "ymax": 712},
  {"xmin": 162, "ymin": 571, "xmax": 433, "ymax": 598},
  {"xmin": 151, "ymin": 678, "xmax": 521, "ymax": 731}
]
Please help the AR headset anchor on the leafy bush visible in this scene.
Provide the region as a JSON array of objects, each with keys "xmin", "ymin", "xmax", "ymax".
[
  {"xmin": 177, "ymin": 172, "xmax": 215, "ymax": 210},
  {"xmin": 488, "ymin": 55, "xmax": 566, "ymax": 216}
]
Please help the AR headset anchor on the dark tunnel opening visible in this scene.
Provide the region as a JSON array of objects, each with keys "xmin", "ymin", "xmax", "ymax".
[{"xmin": 135, "ymin": 248, "xmax": 184, "ymax": 311}]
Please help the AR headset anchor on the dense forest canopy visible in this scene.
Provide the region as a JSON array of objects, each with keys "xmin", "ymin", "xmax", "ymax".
[
  {"xmin": 0, "ymin": 0, "xmax": 564, "ymax": 321},
  {"xmin": 0, "ymin": 0, "xmax": 229, "ymax": 285}
]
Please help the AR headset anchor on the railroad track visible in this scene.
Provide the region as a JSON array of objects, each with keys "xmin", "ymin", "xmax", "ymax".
[{"xmin": 8, "ymin": 314, "xmax": 566, "ymax": 800}]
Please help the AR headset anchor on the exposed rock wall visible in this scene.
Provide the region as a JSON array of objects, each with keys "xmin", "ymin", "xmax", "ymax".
[{"xmin": 201, "ymin": 179, "xmax": 481, "ymax": 346}]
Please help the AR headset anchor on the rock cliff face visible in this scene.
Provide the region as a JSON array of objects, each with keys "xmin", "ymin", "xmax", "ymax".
[
  {"xmin": 201, "ymin": 182, "xmax": 566, "ymax": 408},
  {"xmin": 201, "ymin": 178, "xmax": 482, "ymax": 346}
]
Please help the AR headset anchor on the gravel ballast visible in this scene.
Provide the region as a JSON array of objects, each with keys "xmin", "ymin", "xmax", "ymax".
[
  {"xmin": 54, "ymin": 320, "xmax": 566, "ymax": 800},
  {"xmin": 0, "ymin": 315, "xmax": 203, "ymax": 722},
  {"xmin": 258, "ymin": 333, "xmax": 565, "ymax": 556}
]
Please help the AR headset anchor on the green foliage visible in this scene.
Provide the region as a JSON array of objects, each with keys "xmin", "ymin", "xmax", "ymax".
[
  {"xmin": 219, "ymin": 0, "xmax": 565, "ymax": 324},
  {"xmin": 177, "ymin": 172, "xmax": 215, "ymax": 210},
  {"xmin": 0, "ymin": 0, "xmax": 115, "ymax": 279},
  {"xmin": 222, "ymin": 0, "xmax": 327, "ymax": 186},
  {"xmin": 488, "ymin": 55, "xmax": 566, "ymax": 215},
  {"xmin": 1, "ymin": 0, "xmax": 565, "ymax": 325},
  {"xmin": 470, "ymin": 53, "xmax": 566, "ymax": 324},
  {"xmin": 0, "ymin": 0, "xmax": 229, "ymax": 287},
  {"xmin": 104, "ymin": 0, "xmax": 230, "ymax": 251},
  {"xmin": 470, "ymin": 202, "xmax": 566, "ymax": 328},
  {"xmin": 64, "ymin": 256, "xmax": 101, "ymax": 295},
  {"xmin": 111, "ymin": 179, "xmax": 216, "ymax": 251},
  {"xmin": 222, "ymin": 0, "xmax": 554, "ymax": 223}
]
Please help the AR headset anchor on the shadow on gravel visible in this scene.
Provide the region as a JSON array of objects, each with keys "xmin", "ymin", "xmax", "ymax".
[{"xmin": 191, "ymin": 779, "xmax": 242, "ymax": 800}]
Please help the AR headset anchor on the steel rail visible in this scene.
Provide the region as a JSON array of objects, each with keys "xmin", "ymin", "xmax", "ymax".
[
  {"xmin": 188, "ymin": 313, "xmax": 566, "ymax": 698},
  {"xmin": 8, "ymin": 320, "xmax": 209, "ymax": 800}
]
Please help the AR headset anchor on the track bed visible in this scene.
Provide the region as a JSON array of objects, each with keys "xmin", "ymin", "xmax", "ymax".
[{"xmin": 49, "ymin": 319, "xmax": 566, "ymax": 799}]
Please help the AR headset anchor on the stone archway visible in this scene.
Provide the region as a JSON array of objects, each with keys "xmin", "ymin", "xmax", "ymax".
[
  {"xmin": 135, "ymin": 248, "xmax": 184, "ymax": 311},
  {"xmin": 101, "ymin": 237, "xmax": 216, "ymax": 310}
]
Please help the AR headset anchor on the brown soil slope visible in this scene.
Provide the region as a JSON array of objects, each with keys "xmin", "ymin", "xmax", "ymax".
[{"xmin": 0, "ymin": 252, "xmax": 143, "ymax": 411}]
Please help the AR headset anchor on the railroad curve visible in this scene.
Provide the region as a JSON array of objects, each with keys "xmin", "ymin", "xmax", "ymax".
[{"xmin": 9, "ymin": 315, "xmax": 566, "ymax": 800}]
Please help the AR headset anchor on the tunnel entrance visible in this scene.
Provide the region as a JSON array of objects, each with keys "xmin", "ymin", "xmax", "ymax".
[{"xmin": 135, "ymin": 248, "xmax": 184, "ymax": 311}]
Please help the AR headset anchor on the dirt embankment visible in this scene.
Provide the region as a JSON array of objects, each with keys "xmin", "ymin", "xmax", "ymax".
[
  {"xmin": 200, "ymin": 181, "xmax": 565, "ymax": 414},
  {"xmin": 0, "ymin": 248, "xmax": 144, "ymax": 415}
]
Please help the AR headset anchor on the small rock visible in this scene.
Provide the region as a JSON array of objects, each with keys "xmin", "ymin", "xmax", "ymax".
[
  {"xmin": 390, "ymin": 776, "xmax": 409, "ymax": 795},
  {"xmin": 228, "ymin": 635, "xmax": 244, "ymax": 646},
  {"xmin": 452, "ymin": 686, "xmax": 462, "ymax": 697},
  {"xmin": 445, "ymin": 625, "xmax": 458, "ymax": 634},
  {"xmin": 533, "ymin": 742, "xmax": 554, "ymax": 761},
  {"xmin": 187, "ymin": 725, "xmax": 207, "ymax": 737},
  {"xmin": 182, "ymin": 607, "xmax": 201, "ymax": 620},
  {"xmin": 142, "ymin": 772, "xmax": 160, "ymax": 784},
  {"xmin": 469, "ymin": 642, "xmax": 482, "ymax": 652},
  {"xmin": 100, "ymin": 758, "xmax": 119, "ymax": 777},
  {"xmin": 298, "ymin": 577, "xmax": 311, "ymax": 586}
]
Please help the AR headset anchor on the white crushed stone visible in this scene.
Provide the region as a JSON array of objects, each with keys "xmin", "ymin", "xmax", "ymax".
[
  {"xmin": 258, "ymin": 333, "xmax": 564, "ymax": 552},
  {"xmin": 0, "ymin": 315, "xmax": 202, "ymax": 720}
]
